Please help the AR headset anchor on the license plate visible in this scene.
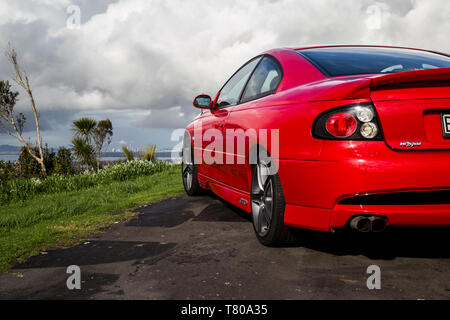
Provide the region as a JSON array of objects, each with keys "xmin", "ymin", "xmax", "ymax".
[{"xmin": 442, "ymin": 113, "xmax": 450, "ymax": 139}]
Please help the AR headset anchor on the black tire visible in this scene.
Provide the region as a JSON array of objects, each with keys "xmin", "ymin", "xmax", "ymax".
[
  {"xmin": 251, "ymin": 160, "xmax": 296, "ymax": 246},
  {"xmin": 182, "ymin": 146, "xmax": 204, "ymax": 196}
]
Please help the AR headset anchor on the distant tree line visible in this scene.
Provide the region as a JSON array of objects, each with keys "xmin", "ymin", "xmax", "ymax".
[{"xmin": 0, "ymin": 145, "xmax": 73, "ymax": 181}]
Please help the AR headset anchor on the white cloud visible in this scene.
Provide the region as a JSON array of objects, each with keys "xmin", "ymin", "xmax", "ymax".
[{"xmin": 0, "ymin": 0, "xmax": 449, "ymax": 131}]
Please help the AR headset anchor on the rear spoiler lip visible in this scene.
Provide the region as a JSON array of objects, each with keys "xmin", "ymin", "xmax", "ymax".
[
  {"xmin": 305, "ymin": 68, "xmax": 450, "ymax": 102},
  {"xmin": 368, "ymin": 67, "xmax": 450, "ymax": 88}
]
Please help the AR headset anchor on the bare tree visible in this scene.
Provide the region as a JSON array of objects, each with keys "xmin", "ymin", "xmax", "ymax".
[{"xmin": 0, "ymin": 45, "xmax": 46, "ymax": 174}]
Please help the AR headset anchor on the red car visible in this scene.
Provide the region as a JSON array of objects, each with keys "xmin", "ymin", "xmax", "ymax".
[{"xmin": 182, "ymin": 45, "xmax": 450, "ymax": 246}]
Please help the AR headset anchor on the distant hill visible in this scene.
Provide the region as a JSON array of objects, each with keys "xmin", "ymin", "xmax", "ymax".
[
  {"xmin": 0, "ymin": 145, "xmax": 20, "ymax": 153},
  {"xmin": 0, "ymin": 145, "xmax": 181, "ymax": 158}
]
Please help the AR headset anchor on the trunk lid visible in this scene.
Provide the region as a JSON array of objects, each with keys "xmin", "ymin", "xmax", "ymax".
[{"xmin": 369, "ymin": 68, "xmax": 450, "ymax": 150}]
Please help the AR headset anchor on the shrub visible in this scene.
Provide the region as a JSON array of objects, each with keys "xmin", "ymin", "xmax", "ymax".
[
  {"xmin": 19, "ymin": 147, "xmax": 41, "ymax": 177},
  {"xmin": 54, "ymin": 147, "xmax": 75, "ymax": 176},
  {"xmin": 18, "ymin": 145, "xmax": 57, "ymax": 177},
  {"xmin": 43, "ymin": 146, "xmax": 56, "ymax": 175},
  {"xmin": 0, "ymin": 160, "xmax": 20, "ymax": 182}
]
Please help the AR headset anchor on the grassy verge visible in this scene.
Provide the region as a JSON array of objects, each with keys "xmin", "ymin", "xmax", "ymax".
[
  {"xmin": 1, "ymin": 160, "xmax": 173, "ymax": 205},
  {"xmin": 0, "ymin": 165, "xmax": 184, "ymax": 273}
]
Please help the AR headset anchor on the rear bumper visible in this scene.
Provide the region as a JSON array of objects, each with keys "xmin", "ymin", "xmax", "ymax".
[
  {"xmin": 279, "ymin": 141, "xmax": 450, "ymax": 231},
  {"xmin": 284, "ymin": 203, "xmax": 450, "ymax": 232}
]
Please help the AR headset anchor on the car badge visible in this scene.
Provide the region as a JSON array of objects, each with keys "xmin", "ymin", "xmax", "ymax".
[{"xmin": 400, "ymin": 141, "xmax": 422, "ymax": 148}]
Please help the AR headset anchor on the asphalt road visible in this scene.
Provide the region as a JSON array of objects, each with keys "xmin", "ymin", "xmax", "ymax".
[{"xmin": 1, "ymin": 194, "xmax": 449, "ymax": 300}]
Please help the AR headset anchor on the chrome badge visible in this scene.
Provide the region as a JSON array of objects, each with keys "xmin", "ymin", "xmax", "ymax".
[
  {"xmin": 239, "ymin": 198, "xmax": 248, "ymax": 205},
  {"xmin": 400, "ymin": 141, "xmax": 422, "ymax": 148}
]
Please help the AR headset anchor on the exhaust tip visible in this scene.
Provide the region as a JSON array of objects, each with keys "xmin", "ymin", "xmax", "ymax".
[
  {"xmin": 350, "ymin": 216, "xmax": 372, "ymax": 232},
  {"xmin": 371, "ymin": 217, "xmax": 387, "ymax": 232},
  {"xmin": 349, "ymin": 215, "xmax": 388, "ymax": 233}
]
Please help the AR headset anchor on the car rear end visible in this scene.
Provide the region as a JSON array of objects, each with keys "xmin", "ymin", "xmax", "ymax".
[{"xmin": 283, "ymin": 46, "xmax": 450, "ymax": 232}]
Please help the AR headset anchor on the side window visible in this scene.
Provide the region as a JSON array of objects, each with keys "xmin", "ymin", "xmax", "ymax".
[
  {"xmin": 217, "ymin": 57, "xmax": 261, "ymax": 108},
  {"xmin": 241, "ymin": 56, "xmax": 282, "ymax": 103}
]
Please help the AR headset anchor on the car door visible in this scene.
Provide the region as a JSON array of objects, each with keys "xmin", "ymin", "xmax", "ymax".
[
  {"xmin": 199, "ymin": 56, "xmax": 262, "ymax": 184},
  {"xmin": 223, "ymin": 55, "xmax": 283, "ymax": 192},
  {"xmin": 196, "ymin": 107, "xmax": 229, "ymax": 180}
]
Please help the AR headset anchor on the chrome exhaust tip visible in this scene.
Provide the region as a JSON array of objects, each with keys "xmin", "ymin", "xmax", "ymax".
[
  {"xmin": 349, "ymin": 215, "xmax": 387, "ymax": 233},
  {"xmin": 349, "ymin": 216, "xmax": 372, "ymax": 233},
  {"xmin": 371, "ymin": 216, "xmax": 387, "ymax": 233}
]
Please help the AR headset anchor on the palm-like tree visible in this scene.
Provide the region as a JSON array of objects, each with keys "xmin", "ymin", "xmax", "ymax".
[
  {"xmin": 140, "ymin": 144, "xmax": 157, "ymax": 162},
  {"xmin": 72, "ymin": 117, "xmax": 97, "ymax": 144},
  {"xmin": 122, "ymin": 146, "xmax": 135, "ymax": 162},
  {"xmin": 71, "ymin": 137, "xmax": 94, "ymax": 173},
  {"xmin": 93, "ymin": 119, "xmax": 113, "ymax": 169}
]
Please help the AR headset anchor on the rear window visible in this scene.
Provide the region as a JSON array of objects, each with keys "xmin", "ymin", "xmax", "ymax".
[{"xmin": 297, "ymin": 47, "xmax": 450, "ymax": 77}]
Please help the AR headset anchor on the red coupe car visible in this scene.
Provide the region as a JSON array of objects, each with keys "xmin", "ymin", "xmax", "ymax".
[{"xmin": 182, "ymin": 45, "xmax": 450, "ymax": 246}]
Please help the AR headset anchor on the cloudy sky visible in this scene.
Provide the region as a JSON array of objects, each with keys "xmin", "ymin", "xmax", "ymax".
[{"xmin": 0, "ymin": 0, "xmax": 449, "ymax": 150}]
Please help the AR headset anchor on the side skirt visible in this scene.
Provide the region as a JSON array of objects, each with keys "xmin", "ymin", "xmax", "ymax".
[{"xmin": 198, "ymin": 173, "xmax": 251, "ymax": 213}]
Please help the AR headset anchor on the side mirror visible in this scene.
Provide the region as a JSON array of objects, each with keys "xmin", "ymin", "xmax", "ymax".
[{"xmin": 193, "ymin": 94, "xmax": 212, "ymax": 109}]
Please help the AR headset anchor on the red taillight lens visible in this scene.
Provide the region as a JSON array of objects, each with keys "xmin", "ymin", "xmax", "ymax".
[
  {"xmin": 326, "ymin": 113, "xmax": 357, "ymax": 137},
  {"xmin": 313, "ymin": 103, "xmax": 382, "ymax": 140}
]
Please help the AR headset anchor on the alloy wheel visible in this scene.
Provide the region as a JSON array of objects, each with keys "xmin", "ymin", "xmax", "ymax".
[
  {"xmin": 182, "ymin": 160, "xmax": 193, "ymax": 190},
  {"xmin": 252, "ymin": 161, "xmax": 274, "ymax": 237}
]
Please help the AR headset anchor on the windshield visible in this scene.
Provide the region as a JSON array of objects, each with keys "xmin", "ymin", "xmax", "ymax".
[{"xmin": 297, "ymin": 47, "xmax": 450, "ymax": 77}]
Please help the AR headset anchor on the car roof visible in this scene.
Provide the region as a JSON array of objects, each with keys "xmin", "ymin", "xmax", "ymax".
[{"xmin": 292, "ymin": 45, "xmax": 448, "ymax": 57}]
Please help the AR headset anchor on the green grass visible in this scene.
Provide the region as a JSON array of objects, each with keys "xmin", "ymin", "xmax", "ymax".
[{"xmin": 0, "ymin": 165, "xmax": 184, "ymax": 273}]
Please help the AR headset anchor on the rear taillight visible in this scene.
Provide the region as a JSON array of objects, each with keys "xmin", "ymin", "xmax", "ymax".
[
  {"xmin": 313, "ymin": 103, "xmax": 383, "ymax": 140},
  {"xmin": 326, "ymin": 113, "xmax": 357, "ymax": 137}
]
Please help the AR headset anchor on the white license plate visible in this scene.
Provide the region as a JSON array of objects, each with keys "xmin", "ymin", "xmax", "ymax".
[{"xmin": 442, "ymin": 113, "xmax": 450, "ymax": 138}]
